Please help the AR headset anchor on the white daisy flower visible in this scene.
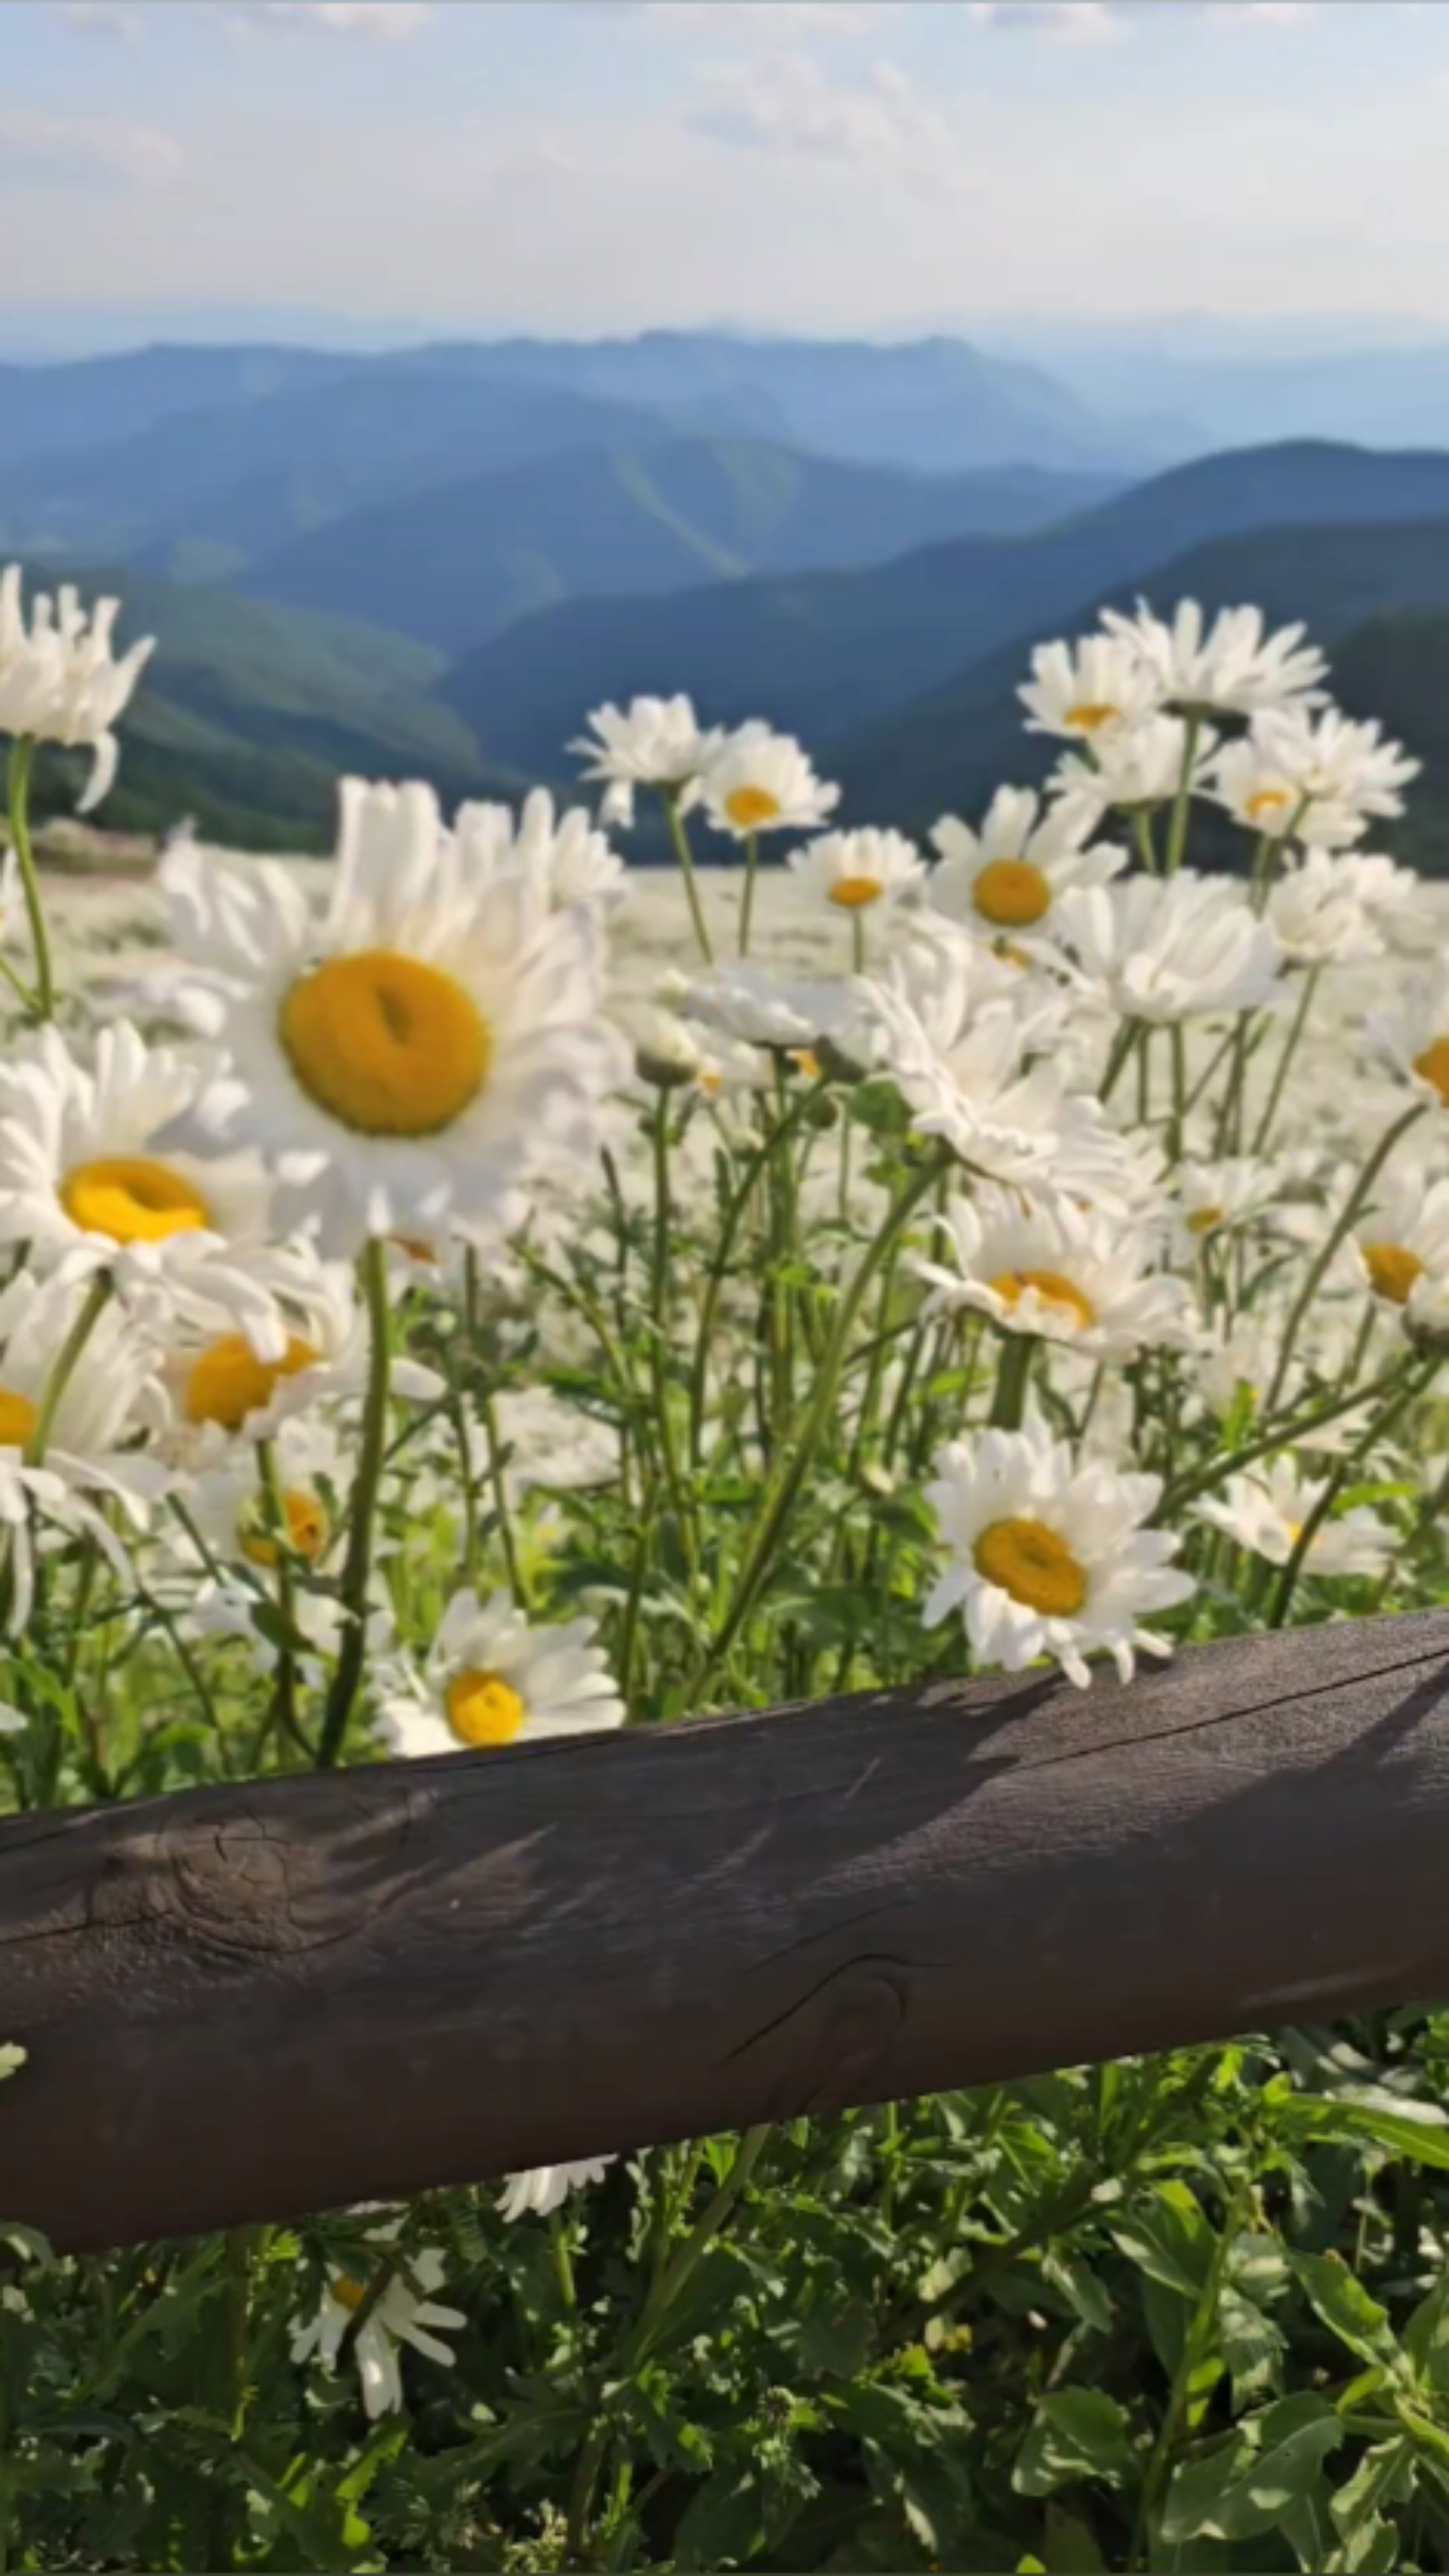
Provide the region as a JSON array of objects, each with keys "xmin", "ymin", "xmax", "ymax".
[
  {"xmin": 1099, "ymin": 598, "xmax": 1329, "ymax": 717},
  {"xmin": 914, "ymin": 1187, "xmax": 1195, "ymax": 1360},
  {"xmin": 0, "ymin": 1024, "xmax": 286, "ymax": 1353},
  {"xmin": 291, "ymin": 2248, "xmax": 465, "ymax": 2421},
  {"xmin": 176, "ymin": 1415, "xmax": 347, "ymax": 1579},
  {"xmin": 1170, "ymin": 1157, "xmax": 1283, "ymax": 1256},
  {"xmin": 855, "ymin": 926, "xmax": 1132, "ymax": 1207},
  {"xmin": 1344, "ymin": 850, "xmax": 1439, "ymax": 957},
  {"xmin": 700, "ymin": 722, "xmax": 839, "ymax": 840},
  {"xmin": 166, "ymin": 1241, "xmax": 441, "ymax": 1445},
  {"xmin": 926, "ymin": 789, "xmax": 1125, "ymax": 942},
  {"xmin": 1018, "ymin": 633, "xmax": 1160, "ymax": 744},
  {"xmin": 630, "ymin": 1002, "xmax": 772, "ymax": 1097},
  {"xmin": 661, "ymin": 960, "xmax": 856, "ymax": 1057},
  {"xmin": 1265, "ymin": 847, "xmax": 1393, "ymax": 969},
  {"xmin": 1055, "ymin": 873, "xmax": 1283, "ymax": 1026},
  {"xmin": 0, "ymin": 1269, "xmax": 167, "ymax": 1508},
  {"xmin": 155, "ymin": 783, "xmax": 621, "ymax": 1256},
  {"xmin": 786, "ymin": 826, "xmax": 924, "ymax": 917},
  {"xmin": 1049, "ymin": 712, "xmax": 1221, "ymax": 826},
  {"xmin": 1195, "ymin": 1457, "xmax": 1394, "ymax": 1580},
  {"xmin": 1368, "ymin": 964, "xmax": 1449, "ymax": 1114},
  {"xmin": 1348, "ymin": 1169, "xmax": 1449, "ymax": 1309},
  {"xmin": 0, "ymin": 565, "xmax": 154, "ymax": 812},
  {"xmin": 376, "ymin": 1590, "xmax": 625, "ymax": 1758},
  {"xmin": 453, "ymin": 788, "xmax": 627, "ymax": 916},
  {"xmin": 497, "ymin": 2157, "xmax": 616, "ymax": 2221},
  {"xmin": 568, "ymin": 694, "xmax": 727, "ymax": 828},
  {"xmin": 1208, "ymin": 707, "xmax": 1419, "ymax": 848},
  {"xmin": 924, "ymin": 1414, "xmax": 1194, "ymax": 1688}
]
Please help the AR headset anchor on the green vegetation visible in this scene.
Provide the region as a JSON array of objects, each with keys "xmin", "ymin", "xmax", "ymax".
[{"xmin": 27, "ymin": 564, "xmax": 509, "ymax": 848}]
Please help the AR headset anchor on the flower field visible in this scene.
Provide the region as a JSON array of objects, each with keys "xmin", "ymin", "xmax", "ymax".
[{"xmin": 9, "ymin": 573, "xmax": 1449, "ymax": 2571}]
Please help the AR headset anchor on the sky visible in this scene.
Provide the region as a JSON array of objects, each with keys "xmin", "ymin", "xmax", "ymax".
[{"xmin": 4, "ymin": 0, "xmax": 1449, "ymax": 347}]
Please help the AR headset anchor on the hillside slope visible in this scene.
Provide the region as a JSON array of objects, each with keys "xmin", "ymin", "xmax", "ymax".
[
  {"xmin": 24, "ymin": 565, "xmax": 503, "ymax": 850},
  {"xmin": 384, "ymin": 328, "xmax": 1140, "ymax": 474},
  {"xmin": 439, "ymin": 441, "xmax": 1449, "ymax": 775},
  {"xmin": 0, "ymin": 345, "xmax": 360, "ymax": 474},
  {"xmin": 0, "ymin": 373, "xmax": 673, "ymax": 576},
  {"xmin": 827, "ymin": 514, "xmax": 1449, "ymax": 830},
  {"xmin": 246, "ymin": 440, "xmax": 1123, "ymax": 655}
]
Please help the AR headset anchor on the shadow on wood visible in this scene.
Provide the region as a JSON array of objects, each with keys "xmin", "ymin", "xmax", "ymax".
[{"xmin": 4, "ymin": 1609, "xmax": 1449, "ymax": 2252}]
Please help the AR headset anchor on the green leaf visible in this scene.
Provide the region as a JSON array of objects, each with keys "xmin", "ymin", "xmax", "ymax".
[
  {"xmin": 1110, "ymin": 2182, "xmax": 1215, "ymax": 2299},
  {"xmin": 1013, "ymin": 2390, "xmax": 1135, "ymax": 2497},
  {"xmin": 1290, "ymin": 2251, "xmax": 1404, "ymax": 2373},
  {"xmin": 1159, "ymin": 2394, "xmax": 1343, "ymax": 2545}
]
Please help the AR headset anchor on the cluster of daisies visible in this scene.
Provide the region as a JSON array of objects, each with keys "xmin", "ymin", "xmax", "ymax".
[{"xmin": 1, "ymin": 563, "xmax": 1446, "ymax": 2414}]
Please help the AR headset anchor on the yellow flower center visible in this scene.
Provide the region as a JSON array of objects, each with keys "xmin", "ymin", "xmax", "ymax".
[
  {"xmin": 392, "ymin": 1234, "xmax": 439, "ymax": 1265},
  {"xmin": 973, "ymin": 1515, "xmax": 1088, "ymax": 1618},
  {"xmin": 1187, "ymin": 1205, "xmax": 1225, "ymax": 1237},
  {"xmin": 241, "ymin": 1487, "xmax": 330, "ymax": 1569},
  {"xmin": 1246, "ymin": 787, "xmax": 1291, "ymax": 821},
  {"xmin": 278, "ymin": 950, "xmax": 490, "ymax": 1138},
  {"xmin": 1063, "ymin": 701, "xmax": 1119, "ymax": 733},
  {"xmin": 444, "ymin": 1665, "xmax": 527, "ymax": 1748},
  {"xmin": 1362, "ymin": 1240, "xmax": 1424, "ymax": 1305},
  {"xmin": 790, "ymin": 1048, "xmax": 822, "ymax": 1079},
  {"xmin": 331, "ymin": 2275, "xmax": 369, "ymax": 2313},
  {"xmin": 184, "ymin": 1331, "xmax": 321, "ymax": 1430},
  {"xmin": 0, "ymin": 1387, "xmax": 37, "ymax": 1450},
  {"xmin": 972, "ymin": 857, "xmax": 1052, "ymax": 929},
  {"xmin": 826, "ymin": 873, "xmax": 884, "ymax": 910},
  {"xmin": 987, "ymin": 1267, "xmax": 1096, "ymax": 1330},
  {"xmin": 724, "ymin": 784, "xmax": 782, "ymax": 830},
  {"xmin": 60, "ymin": 1156, "xmax": 213, "ymax": 1246},
  {"xmin": 1413, "ymin": 1037, "xmax": 1449, "ymax": 1105}
]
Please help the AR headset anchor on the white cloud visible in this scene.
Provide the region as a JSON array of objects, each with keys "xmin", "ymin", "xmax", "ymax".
[
  {"xmin": 965, "ymin": 0, "xmax": 1315, "ymax": 28},
  {"xmin": 0, "ymin": 106, "xmax": 181, "ymax": 186},
  {"xmin": 690, "ymin": 50, "xmax": 961, "ymax": 181},
  {"xmin": 56, "ymin": 2, "xmax": 146, "ymax": 37},
  {"xmin": 637, "ymin": 1, "xmax": 900, "ymax": 31},
  {"xmin": 219, "ymin": 1, "xmax": 433, "ymax": 31},
  {"xmin": 963, "ymin": 2, "xmax": 1118, "ymax": 38}
]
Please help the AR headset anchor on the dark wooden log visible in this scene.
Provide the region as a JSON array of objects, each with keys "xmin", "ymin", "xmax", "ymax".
[{"xmin": 4, "ymin": 1609, "xmax": 1449, "ymax": 2253}]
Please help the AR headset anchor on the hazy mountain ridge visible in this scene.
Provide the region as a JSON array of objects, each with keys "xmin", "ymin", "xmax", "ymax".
[
  {"xmin": 440, "ymin": 441, "xmax": 1449, "ymax": 776},
  {"xmin": 826, "ymin": 513, "xmax": 1449, "ymax": 831},
  {"xmin": 242, "ymin": 439, "xmax": 1123, "ymax": 656},
  {"xmin": 20, "ymin": 562, "xmax": 502, "ymax": 851}
]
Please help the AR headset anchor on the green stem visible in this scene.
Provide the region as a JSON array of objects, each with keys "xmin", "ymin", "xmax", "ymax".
[
  {"xmin": 692, "ymin": 1148, "xmax": 949, "ymax": 1695},
  {"xmin": 25, "ymin": 1272, "xmax": 111, "ymax": 1464},
  {"xmin": 7, "ymin": 737, "xmax": 54, "ymax": 1023},
  {"xmin": 256, "ymin": 1438, "xmax": 303, "ymax": 1763},
  {"xmin": 661, "ymin": 788, "xmax": 714, "ymax": 963},
  {"xmin": 1161, "ymin": 1358, "xmax": 1408, "ymax": 1517},
  {"xmin": 482, "ymin": 1385, "xmax": 532, "ymax": 1609},
  {"xmin": 987, "ymin": 1330, "xmax": 1033, "ymax": 1430},
  {"xmin": 1163, "ymin": 713, "xmax": 1201, "ymax": 877},
  {"xmin": 1267, "ymin": 1358, "xmax": 1434, "ymax": 1631},
  {"xmin": 316, "ymin": 1239, "xmax": 391, "ymax": 1768},
  {"xmin": 1263, "ymin": 1102, "xmax": 1426, "ymax": 1415},
  {"xmin": 1252, "ymin": 965, "xmax": 1319, "ymax": 1157},
  {"xmin": 739, "ymin": 827, "xmax": 761, "ymax": 957}
]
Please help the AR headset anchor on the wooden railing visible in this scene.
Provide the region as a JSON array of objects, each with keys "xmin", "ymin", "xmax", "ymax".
[{"xmin": 4, "ymin": 1609, "xmax": 1449, "ymax": 2253}]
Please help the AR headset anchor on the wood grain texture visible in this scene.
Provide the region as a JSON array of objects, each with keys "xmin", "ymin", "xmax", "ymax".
[{"xmin": 4, "ymin": 1609, "xmax": 1449, "ymax": 2251}]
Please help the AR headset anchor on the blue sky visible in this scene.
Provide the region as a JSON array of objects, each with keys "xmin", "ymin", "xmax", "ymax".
[{"xmin": 3, "ymin": 0, "xmax": 1447, "ymax": 343}]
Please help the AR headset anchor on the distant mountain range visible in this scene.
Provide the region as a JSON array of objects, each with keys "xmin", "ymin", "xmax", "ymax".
[
  {"xmin": 443, "ymin": 441, "xmax": 1449, "ymax": 775},
  {"xmin": 27, "ymin": 569, "xmax": 504, "ymax": 851},
  {"xmin": 13, "ymin": 328, "xmax": 1449, "ymax": 861},
  {"xmin": 828, "ymin": 513, "xmax": 1449, "ymax": 831},
  {"xmin": 241, "ymin": 441, "xmax": 1122, "ymax": 656}
]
